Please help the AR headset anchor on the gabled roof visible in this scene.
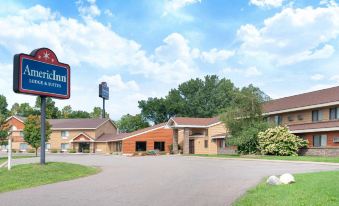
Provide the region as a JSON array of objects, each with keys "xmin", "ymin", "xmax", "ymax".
[
  {"xmin": 48, "ymin": 118, "xmax": 114, "ymax": 130},
  {"xmin": 70, "ymin": 132, "xmax": 95, "ymax": 142},
  {"xmin": 263, "ymin": 86, "xmax": 339, "ymax": 114},
  {"xmin": 166, "ymin": 117, "xmax": 221, "ymax": 128},
  {"xmin": 108, "ymin": 123, "xmax": 166, "ymax": 142},
  {"xmin": 95, "ymin": 133, "xmax": 117, "ymax": 142},
  {"xmin": 6, "ymin": 115, "xmax": 26, "ymax": 123}
]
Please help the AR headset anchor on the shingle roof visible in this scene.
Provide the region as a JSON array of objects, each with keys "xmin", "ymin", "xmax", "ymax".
[
  {"xmin": 48, "ymin": 118, "xmax": 110, "ymax": 129},
  {"xmin": 289, "ymin": 120, "xmax": 339, "ymax": 132},
  {"xmin": 95, "ymin": 133, "xmax": 116, "ymax": 142},
  {"xmin": 109, "ymin": 123, "xmax": 166, "ymax": 142},
  {"xmin": 263, "ymin": 86, "xmax": 339, "ymax": 114},
  {"xmin": 170, "ymin": 117, "xmax": 220, "ymax": 126}
]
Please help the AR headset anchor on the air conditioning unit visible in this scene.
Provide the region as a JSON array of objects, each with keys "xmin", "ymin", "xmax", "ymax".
[{"xmin": 333, "ymin": 137, "xmax": 339, "ymax": 143}]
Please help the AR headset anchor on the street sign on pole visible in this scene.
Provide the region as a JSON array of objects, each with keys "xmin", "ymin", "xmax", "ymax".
[
  {"xmin": 99, "ymin": 82, "xmax": 109, "ymax": 118},
  {"xmin": 13, "ymin": 48, "xmax": 71, "ymax": 165}
]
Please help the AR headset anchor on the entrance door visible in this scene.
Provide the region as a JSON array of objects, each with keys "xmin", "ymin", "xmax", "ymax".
[
  {"xmin": 79, "ymin": 142, "xmax": 90, "ymax": 153},
  {"xmin": 189, "ymin": 139, "xmax": 195, "ymax": 154}
]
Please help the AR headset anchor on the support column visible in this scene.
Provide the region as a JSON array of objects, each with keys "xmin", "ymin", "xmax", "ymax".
[
  {"xmin": 183, "ymin": 128, "xmax": 190, "ymax": 155},
  {"xmin": 172, "ymin": 129, "xmax": 179, "ymax": 154}
]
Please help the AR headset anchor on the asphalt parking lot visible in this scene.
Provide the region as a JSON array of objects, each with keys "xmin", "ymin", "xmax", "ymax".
[{"xmin": 0, "ymin": 154, "xmax": 339, "ymax": 206}]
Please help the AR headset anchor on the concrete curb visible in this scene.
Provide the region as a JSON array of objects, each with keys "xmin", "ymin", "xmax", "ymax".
[{"xmin": 186, "ymin": 155, "xmax": 339, "ymax": 166}]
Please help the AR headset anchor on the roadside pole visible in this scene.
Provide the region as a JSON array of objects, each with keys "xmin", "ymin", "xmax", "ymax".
[
  {"xmin": 8, "ymin": 137, "xmax": 12, "ymax": 170},
  {"xmin": 40, "ymin": 96, "xmax": 46, "ymax": 165},
  {"xmin": 102, "ymin": 98, "xmax": 106, "ymax": 118}
]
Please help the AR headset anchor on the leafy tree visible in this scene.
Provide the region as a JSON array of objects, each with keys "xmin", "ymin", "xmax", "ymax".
[
  {"xmin": 221, "ymin": 85, "xmax": 271, "ymax": 154},
  {"xmin": 0, "ymin": 115, "xmax": 10, "ymax": 146},
  {"xmin": 90, "ymin": 107, "xmax": 109, "ymax": 118},
  {"xmin": 23, "ymin": 115, "xmax": 52, "ymax": 156},
  {"xmin": 117, "ymin": 114, "xmax": 150, "ymax": 133},
  {"xmin": 61, "ymin": 105, "xmax": 72, "ymax": 118},
  {"xmin": 35, "ymin": 97, "xmax": 60, "ymax": 119},
  {"xmin": 138, "ymin": 75, "xmax": 238, "ymax": 123},
  {"xmin": 68, "ymin": 110, "xmax": 91, "ymax": 119},
  {"xmin": 13, "ymin": 103, "xmax": 36, "ymax": 117},
  {"xmin": 0, "ymin": 95, "xmax": 9, "ymax": 118}
]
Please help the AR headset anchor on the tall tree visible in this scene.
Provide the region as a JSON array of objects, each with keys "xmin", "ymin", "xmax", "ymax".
[
  {"xmin": 117, "ymin": 114, "xmax": 150, "ymax": 133},
  {"xmin": 68, "ymin": 110, "xmax": 91, "ymax": 119},
  {"xmin": 139, "ymin": 75, "xmax": 238, "ymax": 123},
  {"xmin": 61, "ymin": 105, "xmax": 72, "ymax": 118},
  {"xmin": 23, "ymin": 115, "xmax": 52, "ymax": 156},
  {"xmin": 90, "ymin": 107, "xmax": 109, "ymax": 118},
  {"xmin": 221, "ymin": 85, "xmax": 271, "ymax": 154},
  {"xmin": 10, "ymin": 103, "xmax": 20, "ymax": 116},
  {"xmin": 0, "ymin": 115, "xmax": 10, "ymax": 146},
  {"xmin": 0, "ymin": 95, "xmax": 9, "ymax": 118},
  {"xmin": 35, "ymin": 97, "xmax": 60, "ymax": 119},
  {"xmin": 13, "ymin": 103, "xmax": 36, "ymax": 117}
]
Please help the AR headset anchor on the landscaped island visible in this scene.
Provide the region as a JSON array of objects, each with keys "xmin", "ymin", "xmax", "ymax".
[
  {"xmin": 234, "ymin": 170, "xmax": 339, "ymax": 206},
  {"xmin": 0, "ymin": 162, "xmax": 99, "ymax": 193}
]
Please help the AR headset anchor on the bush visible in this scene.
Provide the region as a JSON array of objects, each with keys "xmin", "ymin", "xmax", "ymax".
[
  {"xmin": 68, "ymin": 149, "xmax": 76, "ymax": 153},
  {"xmin": 12, "ymin": 149, "xmax": 17, "ymax": 153},
  {"xmin": 50, "ymin": 149, "xmax": 58, "ymax": 153},
  {"xmin": 258, "ymin": 126, "xmax": 308, "ymax": 156},
  {"xmin": 27, "ymin": 149, "xmax": 35, "ymax": 153},
  {"xmin": 146, "ymin": 150, "xmax": 159, "ymax": 155},
  {"xmin": 83, "ymin": 149, "xmax": 90, "ymax": 153}
]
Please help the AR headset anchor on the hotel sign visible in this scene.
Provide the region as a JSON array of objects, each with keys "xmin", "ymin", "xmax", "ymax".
[
  {"xmin": 99, "ymin": 82, "xmax": 109, "ymax": 100},
  {"xmin": 13, "ymin": 48, "xmax": 71, "ymax": 99}
]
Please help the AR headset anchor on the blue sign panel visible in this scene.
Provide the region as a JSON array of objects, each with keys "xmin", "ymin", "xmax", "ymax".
[
  {"xmin": 99, "ymin": 82, "xmax": 109, "ymax": 100},
  {"xmin": 14, "ymin": 48, "xmax": 70, "ymax": 99}
]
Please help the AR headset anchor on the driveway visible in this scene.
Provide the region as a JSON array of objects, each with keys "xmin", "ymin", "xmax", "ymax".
[{"xmin": 0, "ymin": 154, "xmax": 339, "ymax": 206}]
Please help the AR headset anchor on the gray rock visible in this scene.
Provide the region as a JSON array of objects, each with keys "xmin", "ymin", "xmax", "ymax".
[{"xmin": 267, "ymin": 175, "xmax": 282, "ymax": 185}]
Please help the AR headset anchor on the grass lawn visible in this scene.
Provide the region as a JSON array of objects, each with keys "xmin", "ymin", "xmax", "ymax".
[
  {"xmin": 0, "ymin": 162, "xmax": 100, "ymax": 193},
  {"xmin": 234, "ymin": 170, "xmax": 339, "ymax": 206},
  {"xmin": 192, "ymin": 154, "xmax": 339, "ymax": 163}
]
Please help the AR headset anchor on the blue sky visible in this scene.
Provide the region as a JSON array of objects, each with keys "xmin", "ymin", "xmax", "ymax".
[{"xmin": 1, "ymin": 0, "xmax": 339, "ymax": 120}]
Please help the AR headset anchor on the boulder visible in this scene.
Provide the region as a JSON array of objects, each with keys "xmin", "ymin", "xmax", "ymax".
[
  {"xmin": 267, "ymin": 175, "xmax": 282, "ymax": 185},
  {"xmin": 279, "ymin": 173, "xmax": 295, "ymax": 184}
]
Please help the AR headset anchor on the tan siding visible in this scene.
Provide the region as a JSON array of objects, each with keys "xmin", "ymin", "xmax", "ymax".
[
  {"xmin": 194, "ymin": 137, "xmax": 209, "ymax": 154},
  {"xmin": 207, "ymin": 123, "xmax": 227, "ymax": 155},
  {"xmin": 95, "ymin": 142, "xmax": 110, "ymax": 153},
  {"xmin": 49, "ymin": 129, "xmax": 95, "ymax": 150}
]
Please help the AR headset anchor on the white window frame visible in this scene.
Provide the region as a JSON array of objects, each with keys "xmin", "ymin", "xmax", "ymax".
[
  {"xmin": 60, "ymin": 143, "xmax": 69, "ymax": 151},
  {"xmin": 20, "ymin": 143, "xmax": 28, "ymax": 151}
]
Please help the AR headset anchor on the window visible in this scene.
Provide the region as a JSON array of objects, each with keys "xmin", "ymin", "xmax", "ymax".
[
  {"xmin": 19, "ymin": 131, "xmax": 24, "ymax": 137},
  {"xmin": 20, "ymin": 143, "xmax": 28, "ymax": 151},
  {"xmin": 287, "ymin": 115, "xmax": 294, "ymax": 121},
  {"xmin": 61, "ymin": 143, "xmax": 69, "ymax": 151},
  {"xmin": 154, "ymin": 142, "xmax": 165, "ymax": 151},
  {"xmin": 313, "ymin": 135, "xmax": 327, "ymax": 147},
  {"xmin": 61, "ymin": 131, "xmax": 69, "ymax": 139},
  {"xmin": 274, "ymin": 115, "xmax": 282, "ymax": 125},
  {"xmin": 218, "ymin": 139, "xmax": 225, "ymax": 148},
  {"xmin": 333, "ymin": 137, "xmax": 339, "ymax": 143},
  {"xmin": 312, "ymin": 110, "xmax": 323, "ymax": 122},
  {"xmin": 297, "ymin": 114, "xmax": 303, "ymax": 120},
  {"xmin": 329, "ymin": 108, "xmax": 339, "ymax": 120},
  {"xmin": 204, "ymin": 140, "xmax": 208, "ymax": 148},
  {"xmin": 136, "ymin": 141, "xmax": 147, "ymax": 152}
]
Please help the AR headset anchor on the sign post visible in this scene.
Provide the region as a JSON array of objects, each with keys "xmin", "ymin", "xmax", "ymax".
[
  {"xmin": 13, "ymin": 48, "xmax": 70, "ymax": 165},
  {"xmin": 99, "ymin": 82, "xmax": 109, "ymax": 118},
  {"xmin": 8, "ymin": 137, "xmax": 12, "ymax": 170}
]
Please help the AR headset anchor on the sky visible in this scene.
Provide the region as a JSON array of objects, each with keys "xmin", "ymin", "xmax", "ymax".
[{"xmin": 1, "ymin": 0, "xmax": 339, "ymax": 120}]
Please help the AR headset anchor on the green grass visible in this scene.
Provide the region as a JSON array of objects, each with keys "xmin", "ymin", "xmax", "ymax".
[
  {"xmin": 0, "ymin": 162, "xmax": 100, "ymax": 193},
  {"xmin": 234, "ymin": 170, "xmax": 339, "ymax": 206},
  {"xmin": 192, "ymin": 154, "xmax": 339, "ymax": 163}
]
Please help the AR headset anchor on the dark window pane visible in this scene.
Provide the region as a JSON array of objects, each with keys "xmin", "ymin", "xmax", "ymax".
[
  {"xmin": 136, "ymin": 141, "xmax": 147, "ymax": 151},
  {"xmin": 204, "ymin": 140, "xmax": 208, "ymax": 148},
  {"xmin": 313, "ymin": 135, "xmax": 321, "ymax": 147},
  {"xmin": 154, "ymin": 142, "xmax": 165, "ymax": 151},
  {"xmin": 330, "ymin": 108, "xmax": 337, "ymax": 120},
  {"xmin": 312, "ymin": 110, "xmax": 319, "ymax": 122}
]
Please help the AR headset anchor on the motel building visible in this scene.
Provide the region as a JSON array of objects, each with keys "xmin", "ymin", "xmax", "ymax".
[{"xmin": 4, "ymin": 86, "xmax": 339, "ymax": 156}]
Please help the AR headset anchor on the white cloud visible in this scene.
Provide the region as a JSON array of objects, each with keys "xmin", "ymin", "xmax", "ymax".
[
  {"xmin": 98, "ymin": 75, "xmax": 140, "ymax": 91},
  {"xmin": 201, "ymin": 48, "xmax": 234, "ymax": 64},
  {"xmin": 76, "ymin": 0, "xmax": 101, "ymax": 18},
  {"xmin": 330, "ymin": 75, "xmax": 339, "ymax": 82},
  {"xmin": 163, "ymin": 0, "xmax": 201, "ymax": 16},
  {"xmin": 221, "ymin": 66, "xmax": 262, "ymax": 77},
  {"xmin": 237, "ymin": 5, "xmax": 339, "ymax": 66},
  {"xmin": 310, "ymin": 74, "xmax": 325, "ymax": 81},
  {"xmin": 250, "ymin": 0, "xmax": 285, "ymax": 8},
  {"xmin": 104, "ymin": 9, "xmax": 113, "ymax": 17}
]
